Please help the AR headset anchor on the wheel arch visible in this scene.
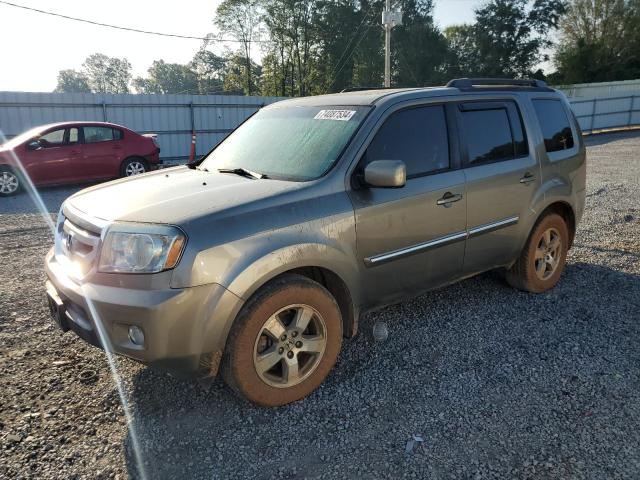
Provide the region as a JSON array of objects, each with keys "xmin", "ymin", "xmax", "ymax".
[{"xmin": 219, "ymin": 242, "xmax": 361, "ymax": 340}]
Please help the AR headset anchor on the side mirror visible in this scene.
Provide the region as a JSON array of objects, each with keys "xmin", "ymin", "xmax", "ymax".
[
  {"xmin": 363, "ymin": 160, "xmax": 406, "ymax": 188},
  {"xmin": 27, "ymin": 140, "xmax": 41, "ymax": 151}
]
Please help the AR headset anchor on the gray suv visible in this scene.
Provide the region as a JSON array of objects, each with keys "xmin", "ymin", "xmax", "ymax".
[{"xmin": 45, "ymin": 78, "xmax": 586, "ymax": 406}]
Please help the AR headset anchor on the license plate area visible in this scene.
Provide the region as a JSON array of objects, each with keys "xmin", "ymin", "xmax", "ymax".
[{"xmin": 46, "ymin": 283, "xmax": 69, "ymax": 332}]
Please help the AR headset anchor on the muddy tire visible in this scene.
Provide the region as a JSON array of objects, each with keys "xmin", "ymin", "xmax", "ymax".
[
  {"xmin": 506, "ymin": 213, "xmax": 569, "ymax": 293},
  {"xmin": 222, "ymin": 274, "xmax": 342, "ymax": 407}
]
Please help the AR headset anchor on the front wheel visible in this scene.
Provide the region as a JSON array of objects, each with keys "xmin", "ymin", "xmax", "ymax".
[
  {"xmin": 222, "ymin": 274, "xmax": 342, "ymax": 406},
  {"xmin": 505, "ymin": 213, "xmax": 569, "ymax": 293},
  {"xmin": 120, "ymin": 158, "xmax": 148, "ymax": 177},
  {"xmin": 0, "ymin": 168, "xmax": 21, "ymax": 196}
]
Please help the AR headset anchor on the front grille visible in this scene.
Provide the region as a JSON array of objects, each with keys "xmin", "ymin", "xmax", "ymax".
[{"xmin": 54, "ymin": 213, "xmax": 102, "ymax": 278}]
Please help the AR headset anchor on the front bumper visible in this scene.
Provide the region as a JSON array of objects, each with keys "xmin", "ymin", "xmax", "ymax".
[{"xmin": 44, "ymin": 248, "xmax": 243, "ymax": 375}]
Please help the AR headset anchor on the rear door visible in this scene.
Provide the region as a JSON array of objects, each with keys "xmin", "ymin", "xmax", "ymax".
[
  {"xmin": 80, "ymin": 126, "xmax": 122, "ymax": 179},
  {"xmin": 456, "ymin": 99, "xmax": 541, "ymax": 275},
  {"xmin": 348, "ymin": 102, "xmax": 467, "ymax": 308}
]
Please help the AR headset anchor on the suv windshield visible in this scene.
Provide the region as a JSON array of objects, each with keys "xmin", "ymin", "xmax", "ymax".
[{"xmin": 199, "ymin": 105, "xmax": 369, "ymax": 181}]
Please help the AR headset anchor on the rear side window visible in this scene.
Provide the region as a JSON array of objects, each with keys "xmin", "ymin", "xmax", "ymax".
[
  {"xmin": 84, "ymin": 126, "xmax": 114, "ymax": 143},
  {"xmin": 113, "ymin": 129, "xmax": 124, "ymax": 140},
  {"xmin": 68, "ymin": 128, "xmax": 79, "ymax": 144},
  {"xmin": 532, "ymin": 99, "xmax": 575, "ymax": 152},
  {"xmin": 459, "ymin": 101, "xmax": 528, "ymax": 165},
  {"xmin": 365, "ymin": 105, "xmax": 449, "ymax": 177}
]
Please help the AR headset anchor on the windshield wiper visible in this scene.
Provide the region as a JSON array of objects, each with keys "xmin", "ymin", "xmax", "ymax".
[{"xmin": 217, "ymin": 167, "xmax": 268, "ymax": 179}]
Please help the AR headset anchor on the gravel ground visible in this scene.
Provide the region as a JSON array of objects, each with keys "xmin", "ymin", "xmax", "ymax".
[{"xmin": 1, "ymin": 131, "xmax": 639, "ymax": 480}]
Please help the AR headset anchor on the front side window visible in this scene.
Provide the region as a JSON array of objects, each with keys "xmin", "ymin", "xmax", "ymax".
[
  {"xmin": 460, "ymin": 101, "xmax": 528, "ymax": 165},
  {"xmin": 364, "ymin": 105, "xmax": 450, "ymax": 177},
  {"xmin": 200, "ymin": 105, "xmax": 369, "ymax": 181},
  {"xmin": 38, "ymin": 128, "xmax": 66, "ymax": 147},
  {"xmin": 532, "ymin": 99, "xmax": 575, "ymax": 152},
  {"xmin": 84, "ymin": 126, "xmax": 115, "ymax": 144}
]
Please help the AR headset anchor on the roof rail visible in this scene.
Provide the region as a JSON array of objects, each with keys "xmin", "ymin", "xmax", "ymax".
[
  {"xmin": 340, "ymin": 86, "xmax": 394, "ymax": 93},
  {"xmin": 446, "ymin": 78, "xmax": 551, "ymax": 90}
]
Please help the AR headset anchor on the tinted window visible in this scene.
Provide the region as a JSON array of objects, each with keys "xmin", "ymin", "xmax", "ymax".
[
  {"xmin": 365, "ymin": 105, "xmax": 449, "ymax": 177},
  {"xmin": 38, "ymin": 128, "xmax": 66, "ymax": 147},
  {"xmin": 461, "ymin": 108, "xmax": 514, "ymax": 164},
  {"xmin": 84, "ymin": 126, "xmax": 114, "ymax": 143},
  {"xmin": 113, "ymin": 129, "xmax": 124, "ymax": 140},
  {"xmin": 532, "ymin": 99, "xmax": 575, "ymax": 152}
]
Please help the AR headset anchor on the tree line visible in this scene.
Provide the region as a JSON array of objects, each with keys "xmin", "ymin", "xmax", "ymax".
[{"xmin": 55, "ymin": 0, "xmax": 640, "ymax": 96}]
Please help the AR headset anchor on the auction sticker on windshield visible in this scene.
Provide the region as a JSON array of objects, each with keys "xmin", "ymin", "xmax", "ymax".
[{"xmin": 314, "ymin": 109, "xmax": 356, "ymax": 121}]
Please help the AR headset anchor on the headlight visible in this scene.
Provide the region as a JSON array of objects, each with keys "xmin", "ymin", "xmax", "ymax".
[{"xmin": 98, "ymin": 224, "xmax": 186, "ymax": 273}]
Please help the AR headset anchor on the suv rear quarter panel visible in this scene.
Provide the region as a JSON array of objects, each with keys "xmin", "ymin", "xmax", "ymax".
[{"xmin": 517, "ymin": 92, "xmax": 586, "ymax": 249}]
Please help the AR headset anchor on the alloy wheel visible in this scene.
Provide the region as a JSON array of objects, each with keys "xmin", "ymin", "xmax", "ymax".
[
  {"xmin": 125, "ymin": 161, "xmax": 146, "ymax": 176},
  {"xmin": 534, "ymin": 227, "xmax": 562, "ymax": 280},
  {"xmin": 253, "ymin": 304, "xmax": 327, "ymax": 388},
  {"xmin": 0, "ymin": 171, "xmax": 19, "ymax": 194}
]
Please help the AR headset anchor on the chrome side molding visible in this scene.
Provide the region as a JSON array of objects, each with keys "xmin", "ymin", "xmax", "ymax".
[
  {"xmin": 365, "ymin": 215, "xmax": 520, "ymax": 267},
  {"xmin": 365, "ymin": 231, "xmax": 467, "ymax": 266},
  {"xmin": 467, "ymin": 215, "xmax": 519, "ymax": 238}
]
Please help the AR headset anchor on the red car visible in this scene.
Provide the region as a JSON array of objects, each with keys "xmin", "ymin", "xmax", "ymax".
[{"xmin": 0, "ymin": 121, "xmax": 161, "ymax": 196}]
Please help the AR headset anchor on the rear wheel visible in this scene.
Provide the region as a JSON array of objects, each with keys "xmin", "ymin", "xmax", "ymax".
[
  {"xmin": 505, "ymin": 213, "xmax": 569, "ymax": 293},
  {"xmin": 120, "ymin": 158, "xmax": 147, "ymax": 177},
  {"xmin": 0, "ymin": 168, "xmax": 21, "ymax": 196},
  {"xmin": 222, "ymin": 274, "xmax": 342, "ymax": 406}
]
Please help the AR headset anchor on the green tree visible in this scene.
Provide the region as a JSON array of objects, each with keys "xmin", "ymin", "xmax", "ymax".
[
  {"xmin": 315, "ymin": 0, "xmax": 381, "ymax": 93},
  {"xmin": 82, "ymin": 53, "xmax": 132, "ymax": 93},
  {"xmin": 447, "ymin": 0, "xmax": 566, "ymax": 78},
  {"xmin": 444, "ymin": 24, "xmax": 480, "ymax": 76},
  {"xmin": 133, "ymin": 60, "xmax": 199, "ymax": 94},
  {"xmin": 552, "ymin": 0, "xmax": 640, "ymax": 82},
  {"xmin": 54, "ymin": 69, "xmax": 91, "ymax": 93},
  {"xmin": 393, "ymin": 0, "xmax": 449, "ymax": 86},
  {"xmin": 191, "ymin": 49, "xmax": 228, "ymax": 94},
  {"xmin": 215, "ymin": 0, "xmax": 263, "ymax": 95},
  {"xmin": 221, "ymin": 50, "xmax": 262, "ymax": 94}
]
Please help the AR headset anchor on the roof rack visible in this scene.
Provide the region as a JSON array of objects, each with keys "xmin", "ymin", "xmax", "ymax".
[{"xmin": 446, "ymin": 78, "xmax": 551, "ymax": 90}]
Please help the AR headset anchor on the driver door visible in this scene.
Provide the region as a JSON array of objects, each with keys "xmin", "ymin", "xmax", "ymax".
[
  {"xmin": 348, "ymin": 102, "xmax": 467, "ymax": 308},
  {"xmin": 22, "ymin": 127, "xmax": 82, "ymax": 185}
]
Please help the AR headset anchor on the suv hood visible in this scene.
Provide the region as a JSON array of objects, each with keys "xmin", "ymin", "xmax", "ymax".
[{"xmin": 67, "ymin": 166, "xmax": 301, "ymax": 225}]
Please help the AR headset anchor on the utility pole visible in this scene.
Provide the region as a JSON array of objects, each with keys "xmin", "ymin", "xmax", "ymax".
[{"xmin": 382, "ymin": 2, "xmax": 402, "ymax": 88}]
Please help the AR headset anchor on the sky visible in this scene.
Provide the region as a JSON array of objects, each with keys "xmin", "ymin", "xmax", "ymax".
[{"xmin": 0, "ymin": 0, "xmax": 481, "ymax": 92}]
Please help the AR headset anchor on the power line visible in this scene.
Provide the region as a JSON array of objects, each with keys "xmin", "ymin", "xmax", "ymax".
[
  {"xmin": 0, "ymin": 0, "xmax": 271, "ymax": 43},
  {"xmin": 327, "ymin": 24, "xmax": 375, "ymax": 92},
  {"xmin": 325, "ymin": 5, "xmax": 378, "ymax": 93}
]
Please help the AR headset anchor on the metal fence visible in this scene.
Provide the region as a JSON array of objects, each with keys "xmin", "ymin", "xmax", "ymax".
[
  {"xmin": 568, "ymin": 94, "xmax": 640, "ymax": 134},
  {"xmin": 0, "ymin": 91, "xmax": 285, "ymax": 163},
  {"xmin": 1, "ymin": 88, "xmax": 639, "ymax": 161},
  {"xmin": 557, "ymin": 79, "xmax": 640, "ymax": 98}
]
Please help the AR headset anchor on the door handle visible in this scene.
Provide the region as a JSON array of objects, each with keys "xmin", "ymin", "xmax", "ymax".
[
  {"xmin": 519, "ymin": 172, "xmax": 535, "ymax": 184},
  {"xmin": 69, "ymin": 150, "xmax": 80, "ymax": 155},
  {"xmin": 436, "ymin": 192, "xmax": 463, "ymax": 207}
]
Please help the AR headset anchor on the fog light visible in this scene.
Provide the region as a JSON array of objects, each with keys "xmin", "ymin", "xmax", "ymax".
[{"xmin": 128, "ymin": 325, "xmax": 145, "ymax": 346}]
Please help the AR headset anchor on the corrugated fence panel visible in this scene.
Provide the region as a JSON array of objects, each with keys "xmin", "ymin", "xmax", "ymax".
[
  {"xmin": 569, "ymin": 94, "xmax": 640, "ymax": 133},
  {"xmin": 0, "ymin": 91, "xmax": 285, "ymax": 162},
  {"xmin": 558, "ymin": 79, "xmax": 640, "ymax": 98},
  {"xmin": 2, "ymin": 87, "xmax": 639, "ymax": 156}
]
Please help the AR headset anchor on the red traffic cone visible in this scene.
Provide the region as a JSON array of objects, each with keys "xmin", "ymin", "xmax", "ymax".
[{"xmin": 188, "ymin": 131, "xmax": 196, "ymax": 162}]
